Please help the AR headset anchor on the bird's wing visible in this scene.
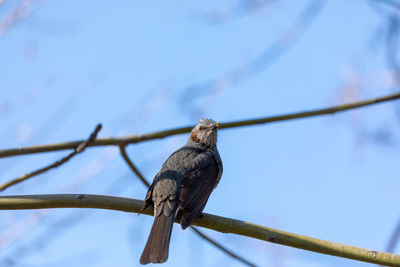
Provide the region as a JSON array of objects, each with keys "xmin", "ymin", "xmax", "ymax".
[
  {"xmin": 139, "ymin": 181, "xmax": 155, "ymax": 213},
  {"xmin": 179, "ymin": 153, "xmax": 219, "ymax": 229}
]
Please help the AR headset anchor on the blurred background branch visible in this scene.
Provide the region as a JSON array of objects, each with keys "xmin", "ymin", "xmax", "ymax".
[
  {"xmin": 0, "ymin": 0, "xmax": 34, "ymax": 38},
  {"xmin": 179, "ymin": 0, "xmax": 328, "ymax": 118}
]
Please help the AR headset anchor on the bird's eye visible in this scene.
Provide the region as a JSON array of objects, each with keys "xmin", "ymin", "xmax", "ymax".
[{"xmin": 199, "ymin": 126, "xmax": 205, "ymax": 130}]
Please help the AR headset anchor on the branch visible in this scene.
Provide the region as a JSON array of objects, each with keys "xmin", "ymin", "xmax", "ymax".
[
  {"xmin": 119, "ymin": 145, "xmax": 256, "ymax": 267},
  {"xmin": 0, "ymin": 0, "xmax": 34, "ymax": 38},
  {"xmin": 190, "ymin": 227, "xmax": 257, "ymax": 267},
  {"xmin": 1, "ymin": 92, "xmax": 400, "ymax": 159},
  {"xmin": 119, "ymin": 145, "xmax": 150, "ymax": 187},
  {"xmin": 387, "ymin": 218, "xmax": 400, "ymax": 253},
  {"xmin": 0, "ymin": 124, "xmax": 102, "ymax": 191},
  {"xmin": 0, "ymin": 194, "xmax": 399, "ymax": 266}
]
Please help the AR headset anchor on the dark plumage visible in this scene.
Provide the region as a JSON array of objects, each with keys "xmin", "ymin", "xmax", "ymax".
[{"xmin": 140, "ymin": 119, "xmax": 223, "ymax": 264}]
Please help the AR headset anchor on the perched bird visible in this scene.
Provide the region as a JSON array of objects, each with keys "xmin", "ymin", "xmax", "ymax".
[{"xmin": 140, "ymin": 118, "xmax": 223, "ymax": 264}]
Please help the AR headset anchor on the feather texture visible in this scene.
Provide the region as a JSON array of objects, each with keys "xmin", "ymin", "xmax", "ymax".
[{"xmin": 139, "ymin": 119, "xmax": 222, "ymax": 264}]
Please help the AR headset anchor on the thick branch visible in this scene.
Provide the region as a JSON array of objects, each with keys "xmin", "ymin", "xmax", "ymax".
[
  {"xmin": 1, "ymin": 92, "xmax": 399, "ymax": 159},
  {"xmin": 0, "ymin": 194, "xmax": 399, "ymax": 266}
]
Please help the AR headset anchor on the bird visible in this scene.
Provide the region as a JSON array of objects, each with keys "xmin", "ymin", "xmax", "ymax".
[{"xmin": 139, "ymin": 118, "xmax": 223, "ymax": 264}]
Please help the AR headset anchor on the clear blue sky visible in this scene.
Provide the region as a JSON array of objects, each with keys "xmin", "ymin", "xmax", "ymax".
[{"xmin": 0, "ymin": 0, "xmax": 399, "ymax": 266}]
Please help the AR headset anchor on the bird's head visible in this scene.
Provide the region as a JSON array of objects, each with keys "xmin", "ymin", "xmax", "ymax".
[{"xmin": 189, "ymin": 118, "xmax": 220, "ymax": 147}]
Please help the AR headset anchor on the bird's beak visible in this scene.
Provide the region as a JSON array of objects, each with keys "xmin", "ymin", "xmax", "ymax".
[{"xmin": 210, "ymin": 122, "xmax": 220, "ymax": 130}]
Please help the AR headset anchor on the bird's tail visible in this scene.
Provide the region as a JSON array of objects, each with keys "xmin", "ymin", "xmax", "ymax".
[{"xmin": 140, "ymin": 213, "xmax": 174, "ymax": 264}]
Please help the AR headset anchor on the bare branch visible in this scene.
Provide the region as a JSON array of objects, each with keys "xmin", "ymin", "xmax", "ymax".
[
  {"xmin": 119, "ymin": 145, "xmax": 150, "ymax": 187},
  {"xmin": 190, "ymin": 227, "xmax": 257, "ymax": 267},
  {"xmin": 119, "ymin": 145, "xmax": 256, "ymax": 266},
  {"xmin": 1, "ymin": 91, "xmax": 399, "ymax": 159},
  {"xmin": 382, "ymin": 11, "xmax": 400, "ymax": 260},
  {"xmin": 386, "ymin": 218, "xmax": 400, "ymax": 253},
  {"xmin": 0, "ymin": 124, "xmax": 102, "ymax": 191},
  {"xmin": 0, "ymin": 194, "xmax": 399, "ymax": 266},
  {"xmin": 0, "ymin": 0, "xmax": 34, "ymax": 38}
]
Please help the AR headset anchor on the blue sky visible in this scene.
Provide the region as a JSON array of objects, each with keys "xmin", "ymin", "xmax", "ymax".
[{"xmin": 0, "ymin": 0, "xmax": 399, "ymax": 266}]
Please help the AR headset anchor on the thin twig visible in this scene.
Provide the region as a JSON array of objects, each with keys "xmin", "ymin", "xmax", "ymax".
[
  {"xmin": 386, "ymin": 218, "xmax": 400, "ymax": 253},
  {"xmin": 190, "ymin": 227, "xmax": 257, "ymax": 267},
  {"xmin": 0, "ymin": 194, "xmax": 399, "ymax": 266},
  {"xmin": 119, "ymin": 145, "xmax": 150, "ymax": 187},
  {"xmin": 0, "ymin": 124, "xmax": 102, "ymax": 191},
  {"xmin": 119, "ymin": 145, "xmax": 257, "ymax": 267},
  {"xmin": 1, "ymin": 91, "xmax": 400, "ymax": 159}
]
